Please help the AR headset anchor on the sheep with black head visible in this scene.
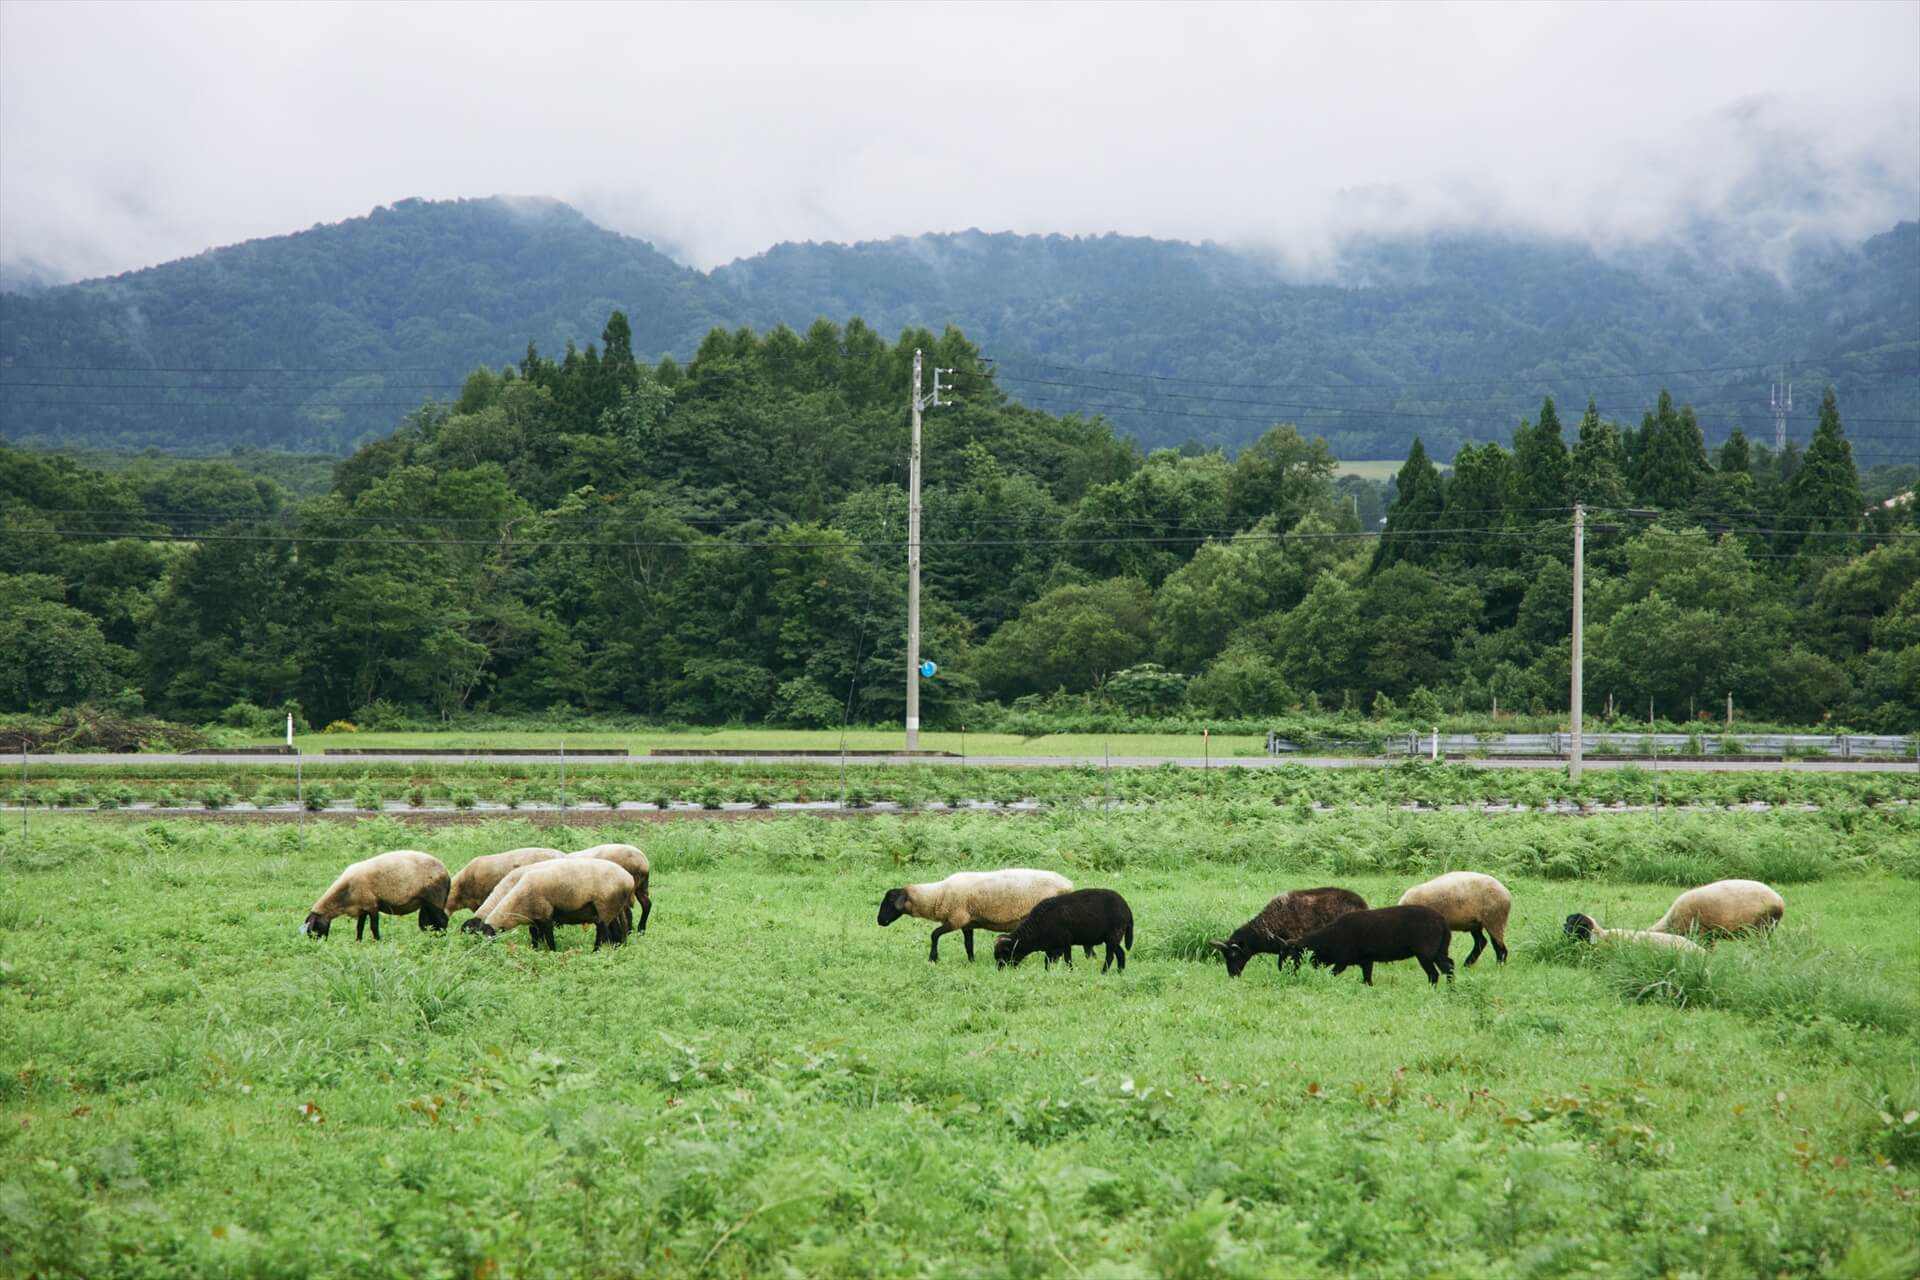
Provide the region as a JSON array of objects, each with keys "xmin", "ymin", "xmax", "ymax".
[
  {"xmin": 994, "ymin": 889, "xmax": 1134, "ymax": 973},
  {"xmin": 302, "ymin": 850, "xmax": 451, "ymax": 940},
  {"xmin": 1277, "ymin": 904, "xmax": 1454, "ymax": 987},
  {"xmin": 1210, "ymin": 886, "xmax": 1368, "ymax": 977}
]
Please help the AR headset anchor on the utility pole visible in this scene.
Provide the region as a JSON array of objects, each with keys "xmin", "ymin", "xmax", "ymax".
[
  {"xmin": 1570, "ymin": 503, "xmax": 1585, "ymax": 782},
  {"xmin": 906, "ymin": 350, "xmax": 954, "ymax": 752},
  {"xmin": 1771, "ymin": 371, "xmax": 1792, "ymax": 454}
]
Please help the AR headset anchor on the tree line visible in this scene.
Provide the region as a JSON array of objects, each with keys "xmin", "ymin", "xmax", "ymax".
[{"xmin": 3, "ymin": 314, "xmax": 1915, "ymax": 731}]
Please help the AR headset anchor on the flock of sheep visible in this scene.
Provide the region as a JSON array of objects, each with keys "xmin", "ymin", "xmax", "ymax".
[
  {"xmin": 298, "ymin": 842, "xmax": 1785, "ymax": 983},
  {"xmin": 300, "ymin": 843, "xmax": 650, "ymax": 948},
  {"xmin": 874, "ymin": 868, "xmax": 1786, "ymax": 983}
]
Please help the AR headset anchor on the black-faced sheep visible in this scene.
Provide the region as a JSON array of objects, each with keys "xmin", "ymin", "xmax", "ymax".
[
  {"xmin": 876, "ymin": 868, "xmax": 1072, "ymax": 961},
  {"xmin": 994, "ymin": 889, "xmax": 1134, "ymax": 973},
  {"xmin": 1398, "ymin": 871, "xmax": 1512, "ymax": 965},
  {"xmin": 446, "ymin": 847, "xmax": 564, "ymax": 915},
  {"xmin": 1209, "ymin": 886, "xmax": 1369, "ymax": 977},
  {"xmin": 1277, "ymin": 904, "xmax": 1455, "ymax": 986},
  {"xmin": 1650, "ymin": 879, "xmax": 1784, "ymax": 938},
  {"xmin": 1562, "ymin": 913, "xmax": 1706, "ymax": 954},
  {"xmin": 302, "ymin": 850, "xmax": 451, "ymax": 940},
  {"xmin": 462, "ymin": 859, "xmax": 635, "ymax": 951},
  {"xmin": 570, "ymin": 843, "xmax": 652, "ymax": 932}
]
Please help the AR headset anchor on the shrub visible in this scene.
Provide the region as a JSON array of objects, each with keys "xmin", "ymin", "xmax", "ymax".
[
  {"xmin": 198, "ymin": 785, "xmax": 236, "ymax": 811},
  {"xmin": 353, "ymin": 784, "xmax": 385, "ymax": 811},
  {"xmin": 451, "ymin": 789, "xmax": 478, "ymax": 810},
  {"xmin": 322, "ymin": 720, "xmax": 357, "ymax": 735},
  {"xmin": 303, "ymin": 786, "xmax": 333, "ymax": 811}
]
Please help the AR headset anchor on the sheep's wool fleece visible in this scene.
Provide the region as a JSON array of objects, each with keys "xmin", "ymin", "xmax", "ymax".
[
  {"xmin": 570, "ymin": 844, "xmax": 650, "ymax": 882},
  {"xmin": 1603, "ymin": 927, "xmax": 1706, "ymax": 953},
  {"xmin": 908, "ymin": 869, "xmax": 1072, "ymax": 931},
  {"xmin": 448, "ymin": 848, "xmax": 564, "ymax": 911},
  {"xmin": 485, "ymin": 859, "xmax": 634, "ymax": 929},
  {"xmin": 313, "ymin": 850, "xmax": 449, "ymax": 914},
  {"xmin": 1652, "ymin": 880, "xmax": 1784, "ymax": 935},
  {"xmin": 1399, "ymin": 872, "xmax": 1512, "ymax": 926},
  {"xmin": 1246, "ymin": 890, "xmax": 1365, "ymax": 945}
]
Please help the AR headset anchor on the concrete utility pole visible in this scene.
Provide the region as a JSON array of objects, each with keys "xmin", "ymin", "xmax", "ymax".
[
  {"xmin": 905, "ymin": 351, "xmax": 954, "ymax": 751},
  {"xmin": 1771, "ymin": 372, "xmax": 1792, "ymax": 454},
  {"xmin": 1570, "ymin": 503, "xmax": 1585, "ymax": 782}
]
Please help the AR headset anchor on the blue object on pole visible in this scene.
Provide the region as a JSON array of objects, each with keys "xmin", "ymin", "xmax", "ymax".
[{"xmin": 919, "ymin": 660, "xmax": 937, "ymax": 678}]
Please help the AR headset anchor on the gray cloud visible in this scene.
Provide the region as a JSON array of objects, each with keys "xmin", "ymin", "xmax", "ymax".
[{"xmin": 2, "ymin": 0, "xmax": 1915, "ymax": 284}]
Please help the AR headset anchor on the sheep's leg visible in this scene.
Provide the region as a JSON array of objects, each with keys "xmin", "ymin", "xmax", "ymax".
[
  {"xmin": 927, "ymin": 924, "xmax": 952, "ymax": 962},
  {"xmin": 1419, "ymin": 956, "xmax": 1440, "ymax": 984},
  {"xmin": 1489, "ymin": 928, "xmax": 1507, "ymax": 963},
  {"xmin": 1464, "ymin": 927, "xmax": 1488, "ymax": 967},
  {"xmin": 1084, "ymin": 944, "xmax": 1095, "ymax": 959},
  {"xmin": 1359, "ymin": 961, "xmax": 1374, "ymax": 986},
  {"xmin": 355, "ymin": 913, "xmax": 366, "ymax": 941},
  {"xmin": 962, "ymin": 928, "xmax": 976, "ymax": 961},
  {"xmin": 593, "ymin": 923, "xmax": 604, "ymax": 952},
  {"xmin": 638, "ymin": 894, "xmax": 652, "ymax": 932},
  {"xmin": 370, "ymin": 911, "xmax": 381, "ymax": 941},
  {"xmin": 1439, "ymin": 956, "xmax": 1455, "ymax": 983}
]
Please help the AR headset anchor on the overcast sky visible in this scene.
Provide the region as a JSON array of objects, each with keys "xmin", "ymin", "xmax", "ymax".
[{"xmin": 2, "ymin": 0, "xmax": 1915, "ymax": 283}]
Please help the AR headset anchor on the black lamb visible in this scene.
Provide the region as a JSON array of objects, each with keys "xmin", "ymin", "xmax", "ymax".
[
  {"xmin": 1277, "ymin": 904, "xmax": 1454, "ymax": 986},
  {"xmin": 994, "ymin": 889, "xmax": 1134, "ymax": 973},
  {"xmin": 1210, "ymin": 886, "xmax": 1369, "ymax": 977}
]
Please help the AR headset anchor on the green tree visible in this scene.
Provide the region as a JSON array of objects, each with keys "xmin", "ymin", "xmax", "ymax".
[
  {"xmin": 974, "ymin": 578, "xmax": 1154, "ymax": 697},
  {"xmin": 1568, "ymin": 400, "xmax": 1628, "ymax": 510},
  {"xmin": 1223, "ymin": 424, "xmax": 1336, "ymax": 530},
  {"xmin": 1507, "ymin": 398, "xmax": 1570, "ymax": 518},
  {"xmin": 1373, "ymin": 438, "xmax": 1445, "ymax": 570},
  {"xmin": 1780, "ymin": 388, "xmax": 1862, "ymax": 554}
]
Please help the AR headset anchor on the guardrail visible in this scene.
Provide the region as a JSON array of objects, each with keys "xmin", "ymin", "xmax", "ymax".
[{"xmin": 1266, "ymin": 731, "xmax": 1917, "ymax": 759}]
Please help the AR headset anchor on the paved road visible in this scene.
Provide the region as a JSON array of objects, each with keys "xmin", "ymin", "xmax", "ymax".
[{"xmin": 15, "ymin": 751, "xmax": 1920, "ymax": 773}]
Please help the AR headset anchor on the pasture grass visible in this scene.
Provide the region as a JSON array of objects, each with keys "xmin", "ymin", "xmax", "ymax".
[
  {"xmin": 266, "ymin": 729, "xmax": 1274, "ymax": 757},
  {"xmin": 1, "ymin": 813, "xmax": 1916, "ymax": 1278}
]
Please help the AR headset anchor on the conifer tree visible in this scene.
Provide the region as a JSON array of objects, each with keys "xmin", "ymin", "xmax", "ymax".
[
  {"xmin": 1568, "ymin": 399, "xmax": 1628, "ymax": 509},
  {"xmin": 1781, "ymin": 388, "xmax": 1862, "ymax": 553},
  {"xmin": 1373, "ymin": 436, "xmax": 1444, "ymax": 570},
  {"xmin": 1508, "ymin": 397, "xmax": 1570, "ymax": 518}
]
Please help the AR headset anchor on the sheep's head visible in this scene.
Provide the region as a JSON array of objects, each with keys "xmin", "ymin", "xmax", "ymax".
[
  {"xmin": 300, "ymin": 912, "xmax": 331, "ymax": 939},
  {"xmin": 418, "ymin": 904, "xmax": 450, "ymax": 932},
  {"xmin": 1563, "ymin": 913, "xmax": 1598, "ymax": 942},
  {"xmin": 462, "ymin": 918, "xmax": 497, "ymax": 938},
  {"xmin": 876, "ymin": 888, "xmax": 911, "ymax": 927},
  {"xmin": 1208, "ymin": 938, "xmax": 1252, "ymax": 978},
  {"xmin": 993, "ymin": 934, "xmax": 1020, "ymax": 968}
]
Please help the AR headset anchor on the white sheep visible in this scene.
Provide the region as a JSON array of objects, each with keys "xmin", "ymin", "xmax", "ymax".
[
  {"xmin": 446, "ymin": 847, "xmax": 565, "ymax": 915},
  {"xmin": 876, "ymin": 868, "xmax": 1073, "ymax": 961},
  {"xmin": 301, "ymin": 850, "xmax": 451, "ymax": 940},
  {"xmin": 1650, "ymin": 879, "xmax": 1784, "ymax": 939},
  {"xmin": 463, "ymin": 858, "xmax": 635, "ymax": 950},
  {"xmin": 1563, "ymin": 913, "xmax": 1706, "ymax": 954},
  {"xmin": 569, "ymin": 843, "xmax": 652, "ymax": 932},
  {"xmin": 1398, "ymin": 871, "xmax": 1513, "ymax": 965}
]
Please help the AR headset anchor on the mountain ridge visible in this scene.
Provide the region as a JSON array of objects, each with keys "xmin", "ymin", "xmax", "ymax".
[{"xmin": 3, "ymin": 196, "xmax": 1914, "ymax": 460}]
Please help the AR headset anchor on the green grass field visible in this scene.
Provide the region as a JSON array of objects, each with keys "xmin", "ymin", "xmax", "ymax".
[
  {"xmin": 3, "ymin": 811, "xmax": 1917, "ymax": 1278},
  {"xmin": 267, "ymin": 729, "xmax": 1271, "ymax": 758},
  {"xmin": 1332, "ymin": 460, "xmax": 1411, "ymax": 482}
]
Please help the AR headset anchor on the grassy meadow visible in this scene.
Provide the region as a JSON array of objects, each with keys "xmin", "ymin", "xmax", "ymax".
[
  {"xmin": 265, "ymin": 728, "xmax": 1273, "ymax": 758},
  {"xmin": 2, "ymin": 808, "xmax": 1917, "ymax": 1278}
]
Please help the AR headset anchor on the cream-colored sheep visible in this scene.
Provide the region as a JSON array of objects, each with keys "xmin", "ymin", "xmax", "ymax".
[
  {"xmin": 1563, "ymin": 913, "xmax": 1706, "ymax": 954},
  {"xmin": 1398, "ymin": 871, "xmax": 1512, "ymax": 965},
  {"xmin": 446, "ymin": 847, "xmax": 564, "ymax": 914},
  {"xmin": 876, "ymin": 868, "xmax": 1072, "ymax": 961},
  {"xmin": 463, "ymin": 859, "xmax": 635, "ymax": 951},
  {"xmin": 569, "ymin": 843, "xmax": 652, "ymax": 932},
  {"xmin": 302, "ymin": 850, "xmax": 451, "ymax": 940},
  {"xmin": 1650, "ymin": 879, "xmax": 1784, "ymax": 938}
]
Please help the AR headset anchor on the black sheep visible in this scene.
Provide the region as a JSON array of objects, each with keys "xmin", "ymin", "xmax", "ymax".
[
  {"xmin": 994, "ymin": 889, "xmax": 1134, "ymax": 973},
  {"xmin": 1210, "ymin": 886, "xmax": 1369, "ymax": 977},
  {"xmin": 1277, "ymin": 904, "xmax": 1454, "ymax": 986}
]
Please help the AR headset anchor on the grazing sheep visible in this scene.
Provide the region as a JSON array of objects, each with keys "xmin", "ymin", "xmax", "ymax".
[
  {"xmin": 302, "ymin": 850, "xmax": 451, "ymax": 940},
  {"xmin": 463, "ymin": 859, "xmax": 635, "ymax": 951},
  {"xmin": 876, "ymin": 869, "xmax": 1072, "ymax": 961},
  {"xmin": 446, "ymin": 847, "xmax": 564, "ymax": 914},
  {"xmin": 1563, "ymin": 914, "xmax": 1706, "ymax": 954},
  {"xmin": 994, "ymin": 889, "xmax": 1135, "ymax": 973},
  {"xmin": 1278, "ymin": 905, "xmax": 1455, "ymax": 987},
  {"xmin": 570, "ymin": 843, "xmax": 652, "ymax": 932},
  {"xmin": 1650, "ymin": 879, "xmax": 1784, "ymax": 939},
  {"xmin": 1398, "ymin": 871, "xmax": 1512, "ymax": 966},
  {"xmin": 1209, "ymin": 886, "xmax": 1369, "ymax": 977}
]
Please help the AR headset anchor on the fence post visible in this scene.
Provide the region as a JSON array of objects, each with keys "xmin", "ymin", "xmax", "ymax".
[
  {"xmin": 1431, "ymin": 727, "xmax": 1439, "ymax": 762},
  {"xmin": 20, "ymin": 751, "xmax": 27, "ymax": 847}
]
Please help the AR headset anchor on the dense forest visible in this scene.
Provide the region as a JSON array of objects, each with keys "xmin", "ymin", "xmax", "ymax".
[
  {"xmin": 3, "ymin": 196, "xmax": 1916, "ymax": 460},
  {"xmin": 3, "ymin": 314, "xmax": 1916, "ymax": 733}
]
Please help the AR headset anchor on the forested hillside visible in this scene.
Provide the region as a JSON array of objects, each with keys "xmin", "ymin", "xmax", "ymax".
[
  {"xmin": 4, "ymin": 315, "xmax": 1915, "ymax": 734},
  {"xmin": 3, "ymin": 197, "xmax": 1915, "ymax": 460}
]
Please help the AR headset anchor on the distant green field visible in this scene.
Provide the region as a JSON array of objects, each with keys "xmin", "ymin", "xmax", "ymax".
[
  {"xmin": 272, "ymin": 728, "xmax": 1272, "ymax": 758},
  {"xmin": 1, "ymin": 812, "xmax": 1915, "ymax": 1277},
  {"xmin": 1333, "ymin": 459, "xmax": 1406, "ymax": 480}
]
